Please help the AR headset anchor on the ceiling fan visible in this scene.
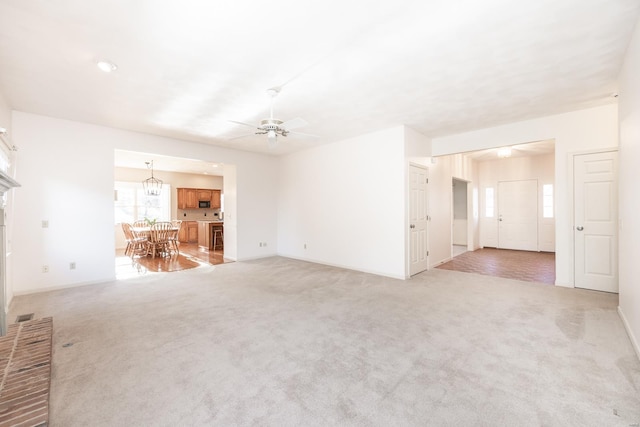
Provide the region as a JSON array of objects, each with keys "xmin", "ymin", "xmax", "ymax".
[{"xmin": 230, "ymin": 87, "xmax": 317, "ymax": 148}]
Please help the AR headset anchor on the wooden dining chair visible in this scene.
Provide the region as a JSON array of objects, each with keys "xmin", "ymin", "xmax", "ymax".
[
  {"xmin": 146, "ymin": 221, "xmax": 173, "ymax": 258},
  {"xmin": 169, "ymin": 220, "xmax": 182, "ymax": 255},
  {"xmin": 121, "ymin": 223, "xmax": 147, "ymax": 257}
]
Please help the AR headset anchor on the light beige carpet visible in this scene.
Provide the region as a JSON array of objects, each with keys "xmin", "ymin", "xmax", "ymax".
[{"xmin": 9, "ymin": 257, "xmax": 640, "ymax": 426}]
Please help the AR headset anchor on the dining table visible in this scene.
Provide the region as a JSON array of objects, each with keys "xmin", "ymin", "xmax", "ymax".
[
  {"xmin": 132, "ymin": 225, "xmax": 181, "ymax": 257},
  {"xmin": 131, "ymin": 226, "xmax": 180, "ymax": 237}
]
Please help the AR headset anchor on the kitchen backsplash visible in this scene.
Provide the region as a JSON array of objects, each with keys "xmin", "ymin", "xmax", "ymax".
[{"xmin": 177, "ymin": 208, "xmax": 222, "ymax": 221}]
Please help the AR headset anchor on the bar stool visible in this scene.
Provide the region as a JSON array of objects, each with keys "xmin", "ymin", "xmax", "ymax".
[{"xmin": 212, "ymin": 228, "xmax": 224, "ymax": 251}]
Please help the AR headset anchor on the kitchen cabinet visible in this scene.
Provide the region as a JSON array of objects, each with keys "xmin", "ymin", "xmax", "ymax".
[
  {"xmin": 177, "ymin": 188, "xmax": 197, "ymax": 209},
  {"xmin": 197, "ymin": 222, "xmax": 210, "ymax": 248},
  {"xmin": 198, "ymin": 221, "xmax": 224, "ymax": 249},
  {"xmin": 177, "ymin": 187, "xmax": 222, "ymax": 209},
  {"xmin": 210, "ymin": 190, "xmax": 221, "ymax": 209},
  {"xmin": 178, "ymin": 221, "xmax": 198, "ymax": 243},
  {"xmin": 197, "ymin": 190, "xmax": 212, "ymax": 201}
]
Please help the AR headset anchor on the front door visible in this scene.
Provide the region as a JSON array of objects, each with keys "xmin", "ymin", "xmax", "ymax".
[
  {"xmin": 409, "ymin": 165, "xmax": 428, "ymax": 276},
  {"xmin": 574, "ymin": 151, "xmax": 618, "ymax": 293},
  {"xmin": 498, "ymin": 179, "xmax": 538, "ymax": 251}
]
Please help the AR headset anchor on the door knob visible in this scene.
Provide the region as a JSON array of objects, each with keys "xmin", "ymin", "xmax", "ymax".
[{"xmin": 576, "ymin": 226, "xmax": 584, "ymax": 231}]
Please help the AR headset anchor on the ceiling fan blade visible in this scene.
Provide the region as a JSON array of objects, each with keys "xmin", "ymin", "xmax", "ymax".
[
  {"xmin": 229, "ymin": 120, "xmax": 258, "ymax": 129},
  {"xmin": 281, "ymin": 117, "xmax": 308, "ymax": 131},
  {"xmin": 289, "ymin": 130, "xmax": 319, "ymax": 138}
]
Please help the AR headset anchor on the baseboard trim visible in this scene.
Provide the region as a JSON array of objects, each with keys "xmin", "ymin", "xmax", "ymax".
[
  {"xmin": 554, "ymin": 282, "xmax": 574, "ymax": 288},
  {"xmin": 278, "ymin": 254, "xmax": 406, "ymax": 280},
  {"xmin": 618, "ymin": 306, "xmax": 640, "ymax": 362},
  {"xmin": 235, "ymin": 253, "xmax": 275, "ymax": 262},
  {"xmin": 430, "ymin": 257, "xmax": 452, "ymax": 269},
  {"xmin": 12, "ymin": 277, "xmax": 116, "ymax": 297}
]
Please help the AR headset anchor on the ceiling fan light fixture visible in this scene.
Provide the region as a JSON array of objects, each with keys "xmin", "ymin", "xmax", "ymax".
[{"xmin": 267, "ymin": 130, "xmax": 278, "ymax": 148}]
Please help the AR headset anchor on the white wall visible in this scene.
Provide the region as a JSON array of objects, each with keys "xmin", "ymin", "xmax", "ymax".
[
  {"xmin": 618, "ymin": 17, "xmax": 640, "ymax": 358},
  {"xmin": 277, "ymin": 126, "xmax": 407, "ymax": 279},
  {"xmin": 477, "ymin": 154, "xmax": 555, "ymax": 252},
  {"xmin": 0, "ymin": 92, "xmax": 10, "ymax": 136},
  {"xmin": 11, "ymin": 112, "xmax": 278, "ymax": 294},
  {"xmin": 431, "ymin": 104, "xmax": 618, "ymax": 287}
]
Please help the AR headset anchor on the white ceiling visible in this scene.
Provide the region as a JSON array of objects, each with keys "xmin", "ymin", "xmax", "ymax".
[{"xmin": 0, "ymin": 0, "xmax": 638, "ymax": 157}]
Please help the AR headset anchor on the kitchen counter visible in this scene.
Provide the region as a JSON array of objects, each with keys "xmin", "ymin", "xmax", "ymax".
[{"xmin": 197, "ymin": 221, "xmax": 223, "ymax": 249}]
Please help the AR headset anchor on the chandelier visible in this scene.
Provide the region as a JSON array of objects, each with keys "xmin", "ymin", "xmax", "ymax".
[{"xmin": 142, "ymin": 160, "xmax": 163, "ymax": 196}]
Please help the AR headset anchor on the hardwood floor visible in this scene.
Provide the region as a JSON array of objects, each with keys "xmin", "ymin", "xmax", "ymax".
[
  {"xmin": 116, "ymin": 242, "xmax": 233, "ymax": 279},
  {"xmin": 436, "ymin": 247, "xmax": 555, "ymax": 285},
  {"xmin": 175, "ymin": 242, "xmax": 229, "ymax": 265}
]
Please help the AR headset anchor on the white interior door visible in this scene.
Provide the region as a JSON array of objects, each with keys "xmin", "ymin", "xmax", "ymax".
[
  {"xmin": 498, "ymin": 179, "xmax": 538, "ymax": 251},
  {"xmin": 409, "ymin": 165, "xmax": 428, "ymax": 276},
  {"xmin": 574, "ymin": 151, "xmax": 618, "ymax": 293}
]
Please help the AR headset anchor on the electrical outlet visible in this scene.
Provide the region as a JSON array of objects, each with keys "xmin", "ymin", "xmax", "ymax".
[
  {"xmin": 42, "ymin": 220, "xmax": 49, "ymax": 228},
  {"xmin": 263, "ymin": 242, "xmax": 267, "ymax": 247},
  {"xmin": 304, "ymin": 243, "xmax": 307, "ymax": 249},
  {"xmin": 42, "ymin": 265, "xmax": 49, "ymax": 273},
  {"xmin": 69, "ymin": 262, "xmax": 76, "ymax": 270}
]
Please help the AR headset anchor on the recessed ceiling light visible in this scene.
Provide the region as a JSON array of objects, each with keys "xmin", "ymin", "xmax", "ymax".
[{"xmin": 96, "ymin": 60, "xmax": 117, "ymax": 73}]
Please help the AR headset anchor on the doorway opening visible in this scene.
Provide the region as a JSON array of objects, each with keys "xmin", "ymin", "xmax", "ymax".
[
  {"xmin": 435, "ymin": 139, "xmax": 556, "ymax": 284},
  {"xmin": 113, "ymin": 150, "xmax": 236, "ymax": 278}
]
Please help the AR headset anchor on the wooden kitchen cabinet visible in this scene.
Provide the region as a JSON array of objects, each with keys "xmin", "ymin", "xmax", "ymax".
[
  {"xmin": 178, "ymin": 221, "xmax": 198, "ymax": 243},
  {"xmin": 177, "ymin": 188, "xmax": 198, "ymax": 209},
  {"xmin": 210, "ymin": 190, "xmax": 221, "ymax": 209},
  {"xmin": 197, "ymin": 190, "xmax": 212, "ymax": 201},
  {"xmin": 178, "ymin": 188, "xmax": 221, "ymax": 209}
]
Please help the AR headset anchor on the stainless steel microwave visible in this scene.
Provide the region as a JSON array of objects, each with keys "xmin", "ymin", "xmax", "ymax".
[{"xmin": 199, "ymin": 200, "xmax": 211, "ymax": 208}]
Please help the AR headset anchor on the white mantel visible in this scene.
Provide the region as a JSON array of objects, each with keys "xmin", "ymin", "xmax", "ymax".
[
  {"xmin": 0, "ymin": 169, "xmax": 19, "ymax": 336},
  {"xmin": 0, "ymin": 169, "xmax": 20, "ymax": 196}
]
